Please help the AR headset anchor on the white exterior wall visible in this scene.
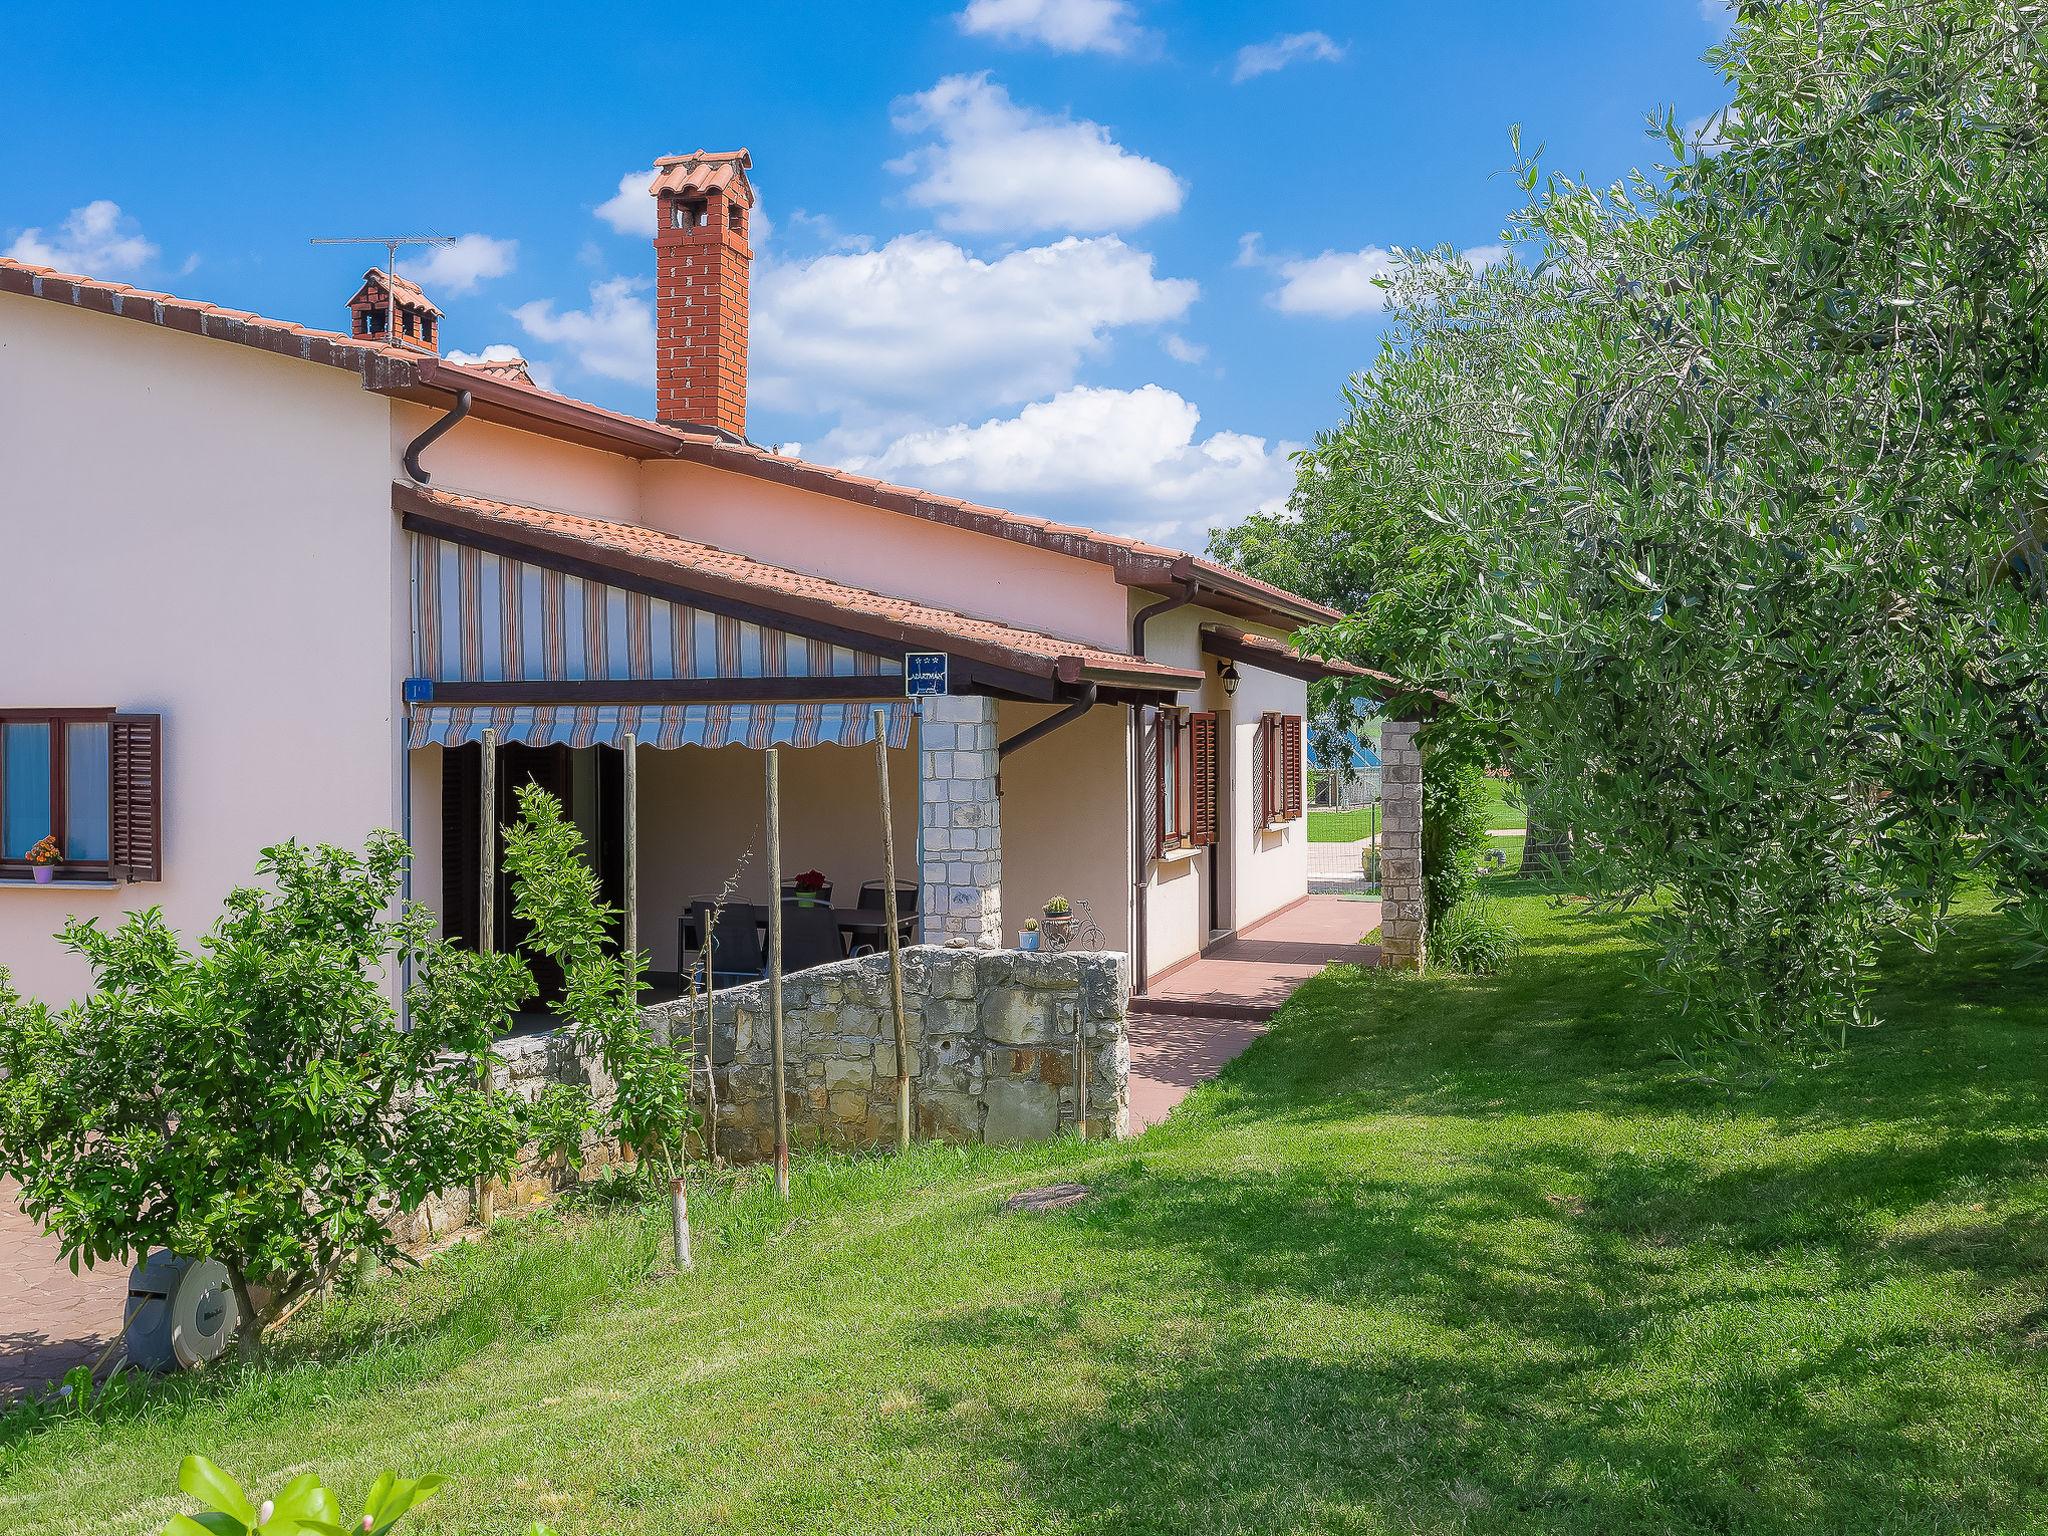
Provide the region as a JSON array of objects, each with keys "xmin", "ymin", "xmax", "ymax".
[
  {"xmin": 1136, "ymin": 601, "xmax": 1310, "ymax": 980},
  {"xmin": 0, "ymin": 297, "xmax": 405, "ymax": 1003},
  {"xmin": 995, "ymin": 700, "xmax": 1131, "ymax": 955}
]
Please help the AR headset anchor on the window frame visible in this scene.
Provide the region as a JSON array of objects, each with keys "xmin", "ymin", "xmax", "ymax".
[{"xmin": 0, "ymin": 706, "xmax": 116, "ymax": 881}]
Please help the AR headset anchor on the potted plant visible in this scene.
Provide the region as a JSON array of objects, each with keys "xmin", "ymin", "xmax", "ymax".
[
  {"xmin": 791, "ymin": 869, "xmax": 829, "ymax": 908},
  {"xmin": 1041, "ymin": 896, "xmax": 1073, "ymax": 948},
  {"xmin": 1018, "ymin": 917, "xmax": 1040, "ymax": 952},
  {"xmin": 24, "ymin": 834, "xmax": 60, "ymax": 884}
]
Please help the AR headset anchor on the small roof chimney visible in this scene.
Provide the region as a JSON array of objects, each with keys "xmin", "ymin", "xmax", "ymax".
[
  {"xmin": 651, "ymin": 149, "xmax": 753, "ymax": 440},
  {"xmin": 347, "ymin": 268, "xmax": 442, "ymax": 354}
]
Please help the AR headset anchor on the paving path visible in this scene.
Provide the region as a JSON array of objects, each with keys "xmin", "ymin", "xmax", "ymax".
[
  {"xmin": 1126, "ymin": 895, "xmax": 1379, "ymax": 1129},
  {"xmin": 1, "ymin": 1178, "xmax": 125, "ymax": 1402}
]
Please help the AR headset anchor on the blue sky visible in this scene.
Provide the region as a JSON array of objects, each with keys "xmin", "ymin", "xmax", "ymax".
[{"xmin": 4, "ymin": 0, "xmax": 1730, "ymax": 550}]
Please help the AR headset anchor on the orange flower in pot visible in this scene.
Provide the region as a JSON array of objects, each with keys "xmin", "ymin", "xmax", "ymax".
[{"xmin": 24, "ymin": 834, "xmax": 61, "ymax": 884}]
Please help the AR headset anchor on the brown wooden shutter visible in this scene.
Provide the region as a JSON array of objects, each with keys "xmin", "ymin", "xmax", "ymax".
[
  {"xmin": 109, "ymin": 713, "xmax": 163, "ymax": 882},
  {"xmin": 1189, "ymin": 711, "xmax": 1218, "ymax": 847},
  {"xmin": 1139, "ymin": 709, "xmax": 1163, "ymax": 861},
  {"xmin": 1281, "ymin": 714, "xmax": 1305, "ymax": 822}
]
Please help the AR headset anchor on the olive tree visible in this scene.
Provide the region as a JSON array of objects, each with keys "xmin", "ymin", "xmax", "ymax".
[
  {"xmin": 1222, "ymin": 0, "xmax": 2048, "ymax": 1057},
  {"xmin": 0, "ymin": 834, "xmax": 533, "ymax": 1360}
]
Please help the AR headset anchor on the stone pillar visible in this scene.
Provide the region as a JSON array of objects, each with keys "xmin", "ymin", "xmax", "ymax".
[
  {"xmin": 917, "ymin": 694, "xmax": 1003, "ymax": 946},
  {"xmin": 1379, "ymin": 718, "xmax": 1426, "ymax": 970}
]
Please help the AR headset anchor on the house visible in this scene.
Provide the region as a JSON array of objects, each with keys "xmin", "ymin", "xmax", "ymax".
[{"xmin": 0, "ymin": 149, "xmax": 1422, "ymax": 1007}]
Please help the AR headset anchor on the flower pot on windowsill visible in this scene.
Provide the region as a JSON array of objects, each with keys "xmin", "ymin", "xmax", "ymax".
[{"xmin": 32, "ymin": 865, "xmax": 55, "ymax": 885}]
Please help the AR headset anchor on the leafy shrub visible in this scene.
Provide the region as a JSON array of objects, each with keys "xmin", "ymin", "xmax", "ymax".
[
  {"xmin": 1426, "ymin": 897, "xmax": 1522, "ymax": 976},
  {"xmin": 1421, "ymin": 756, "xmax": 1491, "ymax": 927},
  {"xmin": 0, "ymin": 834, "xmax": 533, "ymax": 1363},
  {"xmin": 159, "ymin": 1453, "xmax": 555, "ymax": 1536}
]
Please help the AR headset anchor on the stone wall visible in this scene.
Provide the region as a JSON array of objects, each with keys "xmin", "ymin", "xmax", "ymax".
[
  {"xmin": 1379, "ymin": 718, "xmax": 1425, "ymax": 970},
  {"xmin": 647, "ymin": 945, "xmax": 1130, "ymax": 1157},
  {"xmin": 393, "ymin": 1029, "xmax": 621, "ymax": 1245}
]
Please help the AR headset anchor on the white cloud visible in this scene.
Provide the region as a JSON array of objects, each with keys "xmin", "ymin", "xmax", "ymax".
[
  {"xmin": 595, "ymin": 170, "xmax": 651, "ymax": 237},
  {"xmin": 1231, "ymin": 30, "xmax": 1346, "ymax": 83},
  {"xmin": 6, "ymin": 200, "xmax": 158, "ymax": 277},
  {"xmin": 444, "ymin": 343, "xmax": 556, "ymax": 392},
  {"xmin": 955, "ymin": 0, "xmax": 1148, "ymax": 55},
  {"xmin": 407, "ymin": 233, "xmax": 517, "ymax": 296},
  {"xmin": 1161, "ymin": 333, "xmax": 1207, "ymax": 364},
  {"xmin": 754, "ymin": 232, "xmax": 1196, "ymax": 418},
  {"xmin": 1263, "ymin": 242, "xmax": 1508, "ymax": 318},
  {"xmin": 829, "ymin": 383, "xmax": 1297, "ymax": 548},
  {"xmin": 511, "ymin": 277, "xmax": 654, "ymax": 384},
  {"xmin": 889, "ymin": 73, "xmax": 1183, "ymax": 235}
]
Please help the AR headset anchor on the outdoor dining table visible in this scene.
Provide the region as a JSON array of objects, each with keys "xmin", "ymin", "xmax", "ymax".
[{"xmin": 680, "ymin": 903, "xmax": 916, "ymax": 955}]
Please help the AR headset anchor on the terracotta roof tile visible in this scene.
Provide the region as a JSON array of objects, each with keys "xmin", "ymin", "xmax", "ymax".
[
  {"xmin": 356, "ymin": 266, "xmax": 441, "ymax": 315},
  {"xmin": 396, "ymin": 483, "xmax": 1204, "ymax": 695},
  {"xmin": 648, "ymin": 149, "xmax": 754, "ymax": 206}
]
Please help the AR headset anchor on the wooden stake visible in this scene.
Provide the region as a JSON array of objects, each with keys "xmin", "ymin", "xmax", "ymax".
[
  {"xmin": 475, "ymin": 728, "xmax": 498, "ymax": 1228},
  {"xmin": 766, "ymin": 748, "xmax": 790, "ymax": 1201},
  {"xmin": 622, "ymin": 732, "xmax": 639, "ymax": 968},
  {"xmin": 875, "ymin": 711, "xmax": 912, "ymax": 1152},
  {"xmin": 670, "ymin": 1174, "xmax": 693, "ymax": 1272}
]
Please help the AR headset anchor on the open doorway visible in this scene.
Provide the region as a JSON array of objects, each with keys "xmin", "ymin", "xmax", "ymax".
[{"xmin": 439, "ymin": 741, "xmax": 625, "ymax": 1012}]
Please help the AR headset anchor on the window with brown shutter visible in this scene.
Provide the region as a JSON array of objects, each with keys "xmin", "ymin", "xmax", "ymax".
[
  {"xmin": 110, "ymin": 714, "xmax": 163, "ymax": 882},
  {"xmin": 1144, "ymin": 707, "xmax": 1205, "ymax": 861},
  {"xmin": 1280, "ymin": 714, "xmax": 1305, "ymax": 822},
  {"xmin": 1254, "ymin": 712, "xmax": 1306, "ymax": 828},
  {"xmin": 1189, "ymin": 711, "xmax": 1218, "ymax": 847},
  {"xmin": 0, "ymin": 707, "xmax": 161, "ymax": 882}
]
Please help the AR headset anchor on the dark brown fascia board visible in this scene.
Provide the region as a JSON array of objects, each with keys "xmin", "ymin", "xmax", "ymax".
[
  {"xmin": 395, "ymin": 488, "xmax": 1183, "ymax": 703},
  {"xmin": 1198, "ymin": 624, "xmax": 1405, "ymax": 689},
  {"xmin": 1, "ymin": 265, "xmax": 423, "ymax": 394}
]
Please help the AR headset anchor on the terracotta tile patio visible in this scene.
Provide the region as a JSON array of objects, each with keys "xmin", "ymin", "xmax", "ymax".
[
  {"xmin": 1, "ymin": 1177, "xmax": 126, "ymax": 1403},
  {"xmin": 1127, "ymin": 895, "xmax": 1380, "ymax": 1129}
]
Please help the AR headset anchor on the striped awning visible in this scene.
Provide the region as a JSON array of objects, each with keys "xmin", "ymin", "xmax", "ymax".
[
  {"xmin": 407, "ymin": 701, "xmax": 913, "ymax": 751},
  {"xmin": 413, "ymin": 532, "xmax": 900, "ymax": 685}
]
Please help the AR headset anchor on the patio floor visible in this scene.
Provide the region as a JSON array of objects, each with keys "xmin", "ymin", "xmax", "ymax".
[
  {"xmin": 1126, "ymin": 895, "xmax": 1380, "ymax": 1130},
  {"xmin": 1, "ymin": 1177, "xmax": 125, "ymax": 1403}
]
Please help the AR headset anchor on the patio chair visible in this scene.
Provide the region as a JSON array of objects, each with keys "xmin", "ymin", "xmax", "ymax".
[
  {"xmin": 687, "ymin": 900, "xmax": 768, "ymax": 987},
  {"xmin": 858, "ymin": 879, "xmax": 918, "ymax": 917},
  {"xmin": 782, "ymin": 900, "xmax": 847, "ymax": 972}
]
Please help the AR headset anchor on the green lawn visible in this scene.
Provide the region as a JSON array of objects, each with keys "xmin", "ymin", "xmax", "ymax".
[
  {"xmin": 1308, "ymin": 804, "xmax": 1380, "ymax": 842},
  {"xmin": 1479, "ymin": 778, "xmax": 1528, "ymax": 830},
  {"xmin": 7, "ymin": 885, "xmax": 2047, "ymax": 1533}
]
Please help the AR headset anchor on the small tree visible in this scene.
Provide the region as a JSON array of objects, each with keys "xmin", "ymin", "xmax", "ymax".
[
  {"xmin": 0, "ymin": 834, "xmax": 533, "ymax": 1361},
  {"xmin": 500, "ymin": 785, "xmax": 695, "ymax": 1183}
]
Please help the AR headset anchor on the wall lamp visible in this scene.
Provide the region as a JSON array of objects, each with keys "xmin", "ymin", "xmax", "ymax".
[{"xmin": 1217, "ymin": 659, "xmax": 1240, "ymax": 697}]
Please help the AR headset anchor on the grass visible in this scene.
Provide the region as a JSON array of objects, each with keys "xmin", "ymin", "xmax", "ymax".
[
  {"xmin": 1308, "ymin": 804, "xmax": 1381, "ymax": 842},
  {"xmin": 6, "ymin": 884, "xmax": 2048, "ymax": 1533},
  {"xmin": 1479, "ymin": 778, "xmax": 1528, "ymax": 830}
]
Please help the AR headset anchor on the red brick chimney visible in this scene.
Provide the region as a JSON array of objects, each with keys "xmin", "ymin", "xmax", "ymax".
[
  {"xmin": 346, "ymin": 268, "xmax": 441, "ymax": 354},
  {"xmin": 650, "ymin": 149, "xmax": 753, "ymax": 439}
]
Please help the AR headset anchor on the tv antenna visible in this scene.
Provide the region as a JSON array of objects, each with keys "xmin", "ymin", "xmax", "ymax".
[{"xmin": 308, "ymin": 234, "xmax": 454, "ymax": 340}]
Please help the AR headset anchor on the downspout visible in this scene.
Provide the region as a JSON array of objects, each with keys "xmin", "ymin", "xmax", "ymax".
[
  {"xmin": 1129, "ymin": 578, "xmax": 1196, "ymax": 992},
  {"xmin": 997, "ymin": 684, "xmax": 1097, "ymax": 760},
  {"xmin": 402, "ymin": 389, "xmax": 472, "ymax": 485}
]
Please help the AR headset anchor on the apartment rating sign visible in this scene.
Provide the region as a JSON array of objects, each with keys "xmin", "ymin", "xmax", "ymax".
[{"xmin": 904, "ymin": 653, "xmax": 949, "ymax": 698}]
